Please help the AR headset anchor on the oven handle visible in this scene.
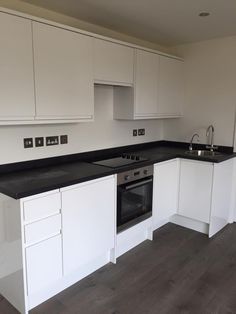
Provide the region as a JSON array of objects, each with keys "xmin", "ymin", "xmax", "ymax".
[{"xmin": 124, "ymin": 178, "xmax": 153, "ymax": 190}]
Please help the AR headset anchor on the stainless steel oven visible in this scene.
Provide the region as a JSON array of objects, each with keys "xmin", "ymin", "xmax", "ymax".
[{"xmin": 117, "ymin": 165, "xmax": 153, "ymax": 233}]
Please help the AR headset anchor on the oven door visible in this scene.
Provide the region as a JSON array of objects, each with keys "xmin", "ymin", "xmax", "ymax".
[{"xmin": 117, "ymin": 176, "xmax": 153, "ymax": 232}]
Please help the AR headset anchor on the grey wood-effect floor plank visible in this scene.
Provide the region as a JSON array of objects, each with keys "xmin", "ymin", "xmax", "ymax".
[{"xmin": 1, "ymin": 222, "xmax": 236, "ymax": 314}]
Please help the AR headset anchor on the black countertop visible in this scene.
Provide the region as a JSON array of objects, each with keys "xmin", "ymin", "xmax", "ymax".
[{"xmin": 0, "ymin": 141, "xmax": 235, "ymax": 199}]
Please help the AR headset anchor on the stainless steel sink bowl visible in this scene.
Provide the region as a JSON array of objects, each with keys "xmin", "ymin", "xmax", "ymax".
[{"xmin": 185, "ymin": 150, "xmax": 223, "ymax": 157}]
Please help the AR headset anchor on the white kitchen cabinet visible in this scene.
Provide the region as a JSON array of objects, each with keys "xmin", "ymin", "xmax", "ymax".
[
  {"xmin": 61, "ymin": 176, "xmax": 116, "ymax": 275},
  {"xmin": 114, "ymin": 49, "xmax": 184, "ymax": 120},
  {"xmin": 209, "ymin": 159, "xmax": 233, "ymax": 237},
  {"xmin": 0, "ymin": 12, "xmax": 35, "ymax": 121},
  {"xmin": 23, "ymin": 190, "xmax": 61, "ymax": 223},
  {"xmin": 114, "ymin": 49, "xmax": 159, "ymax": 119},
  {"xmin": 24, "ymin": 214, "xmax": 61, "ymax": 246},
  {"xmin": 33, "ymin": 22, "xmax": 94, "ymax": 121},
  {"xmin": 93, "ymin": 38, "xmax": 134, "ymax": 85},
  {"xmin": 153, "ymin": 159, "xmax": 179, "ymax": 229},
  {"xmin": 158, "ymin": 56, "xmax": 184, "ymax": 117},
  {"xmin": 134, "ymin": 49, "xmax": 159, "ymax": 117},
  {"xmin": 178, "ymin": 160, "xmax": 213, "ymax": 223},
  {"xmin": 25, "ymin": 235, "xmax": 63, "ymax": 296}
]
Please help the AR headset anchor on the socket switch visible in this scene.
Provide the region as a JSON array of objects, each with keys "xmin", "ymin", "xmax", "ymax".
[
  {"xmin": 46, "ymin": 136, "xmax": 59, "ymax": 146},
  {"xmin": 60, "ymin": 135, "xmax": 68, "ymax": 144},
  {"xmin": 24, "ymin": 138, "xmax": 33, "ymax": 148},
  {"xmin": 35, "ymin": 137, "xmax": 44, "ymax": 147},
  {"xmin": 138, "ymin": 128, "xmax": 145, "ymax": 136}
]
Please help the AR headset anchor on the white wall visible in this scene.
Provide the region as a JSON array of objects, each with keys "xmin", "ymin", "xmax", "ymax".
[
  {"xmin": 163, "ymin": 36, "xmax": 236, "ymax": 147},
  {"xmin": 0, "ymin": 86, "xmax": 163, "ymax": 165}
]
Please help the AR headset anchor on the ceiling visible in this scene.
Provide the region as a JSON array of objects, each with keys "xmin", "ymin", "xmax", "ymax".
[{"xmin": 20, "ymin": 0, "xmax": 236, "ymax": 46}]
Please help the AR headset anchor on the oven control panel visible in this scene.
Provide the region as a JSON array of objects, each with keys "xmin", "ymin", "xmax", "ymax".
[{"xmin": 117, "ymin": 165, "xmax": 153, "ymax": 186}]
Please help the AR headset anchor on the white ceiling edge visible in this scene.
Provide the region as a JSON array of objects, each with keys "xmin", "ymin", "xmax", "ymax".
[{"xmin": 0, "ymin": 0, "xmax": 172, "ymax": 54}]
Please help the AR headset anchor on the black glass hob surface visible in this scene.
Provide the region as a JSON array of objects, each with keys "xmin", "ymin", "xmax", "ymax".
[{"xmin": 92, "ymin": 154, "xmax": 148, "ymax": 169}]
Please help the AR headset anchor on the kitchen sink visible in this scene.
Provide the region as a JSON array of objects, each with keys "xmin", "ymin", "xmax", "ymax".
[{"xmin": 185, "ymin": 150, "xmax": 223, "ymax": 157}]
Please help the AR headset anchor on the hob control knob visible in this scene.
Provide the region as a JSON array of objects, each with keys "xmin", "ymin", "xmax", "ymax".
[
  {"xmin": 143, "ymin": 169, "xmax": 148, "ymax": 175},
  {"xmin": 124, "ymin": 175, "xmax": 130, "ymax": 181}
]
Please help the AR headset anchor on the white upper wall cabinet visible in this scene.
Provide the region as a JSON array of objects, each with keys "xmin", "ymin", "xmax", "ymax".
[
  {"xmin": 33, "ymin": 22, "xmax": 94, "ymax": 120},
  {"xmin": 93, "ymin": 38, "xmax": 134, "ymax": 86},
  {"xmin": 158, "ymin": 56, "xmax": 184, "ymax": 117},
  {"xmin": 0, "ymin": 9, "xmax": 184, "ymax": 124},
  {"xmin": 114, "ymin": 49, "xmax": 184, "ymax": 120},
  {"xmin": 134, "ymin": 49, "xmax": 159, "ymax": 117},
  {"xmin": 113, "ymin": 49, "xmax": 159, "ymax": 120},
  {"xmin": 0, "ymin": 13, "xmax": 35, "ymax": 120}
]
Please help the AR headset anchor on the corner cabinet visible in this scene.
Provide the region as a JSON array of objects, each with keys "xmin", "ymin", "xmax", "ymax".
[
  {"xmin": 153, "ymin": 158, "xmax": 233, "ymax": 238},
  {"xmin": 0, "ymin": 12, "xmax": 35, "ymax": 121},
  {"xmin": 114, "ymin": 49, "xmax": 184, "ymax": 120},
  {"xmin": 33, "ymin": 22, "xmax": 94, "ymax": 121},
  {"xmin": 178, "ymin": 159, "xmax": 233, "ymax": 237}
]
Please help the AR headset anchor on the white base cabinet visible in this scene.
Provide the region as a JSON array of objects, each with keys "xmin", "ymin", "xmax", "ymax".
[
  {"xmin": 209, "ymin": 159, "xmax": 233, "ymax": 237},
  {"xmin": 0, "ymin": 175, "xmax": 116, "ymax": 314},
  {"xmin": 178, "ymin": 160, "xmax": 213, "ymax": 223},
  {"xmin": 153, "ymin": 158, "xmax": 233, "ymax": 237},
  {"xmin": 0, "ymin": 156, "xmax": 233, "ymax": 314},
  {"xmin": 153, "ymin": 159, "xmax": 179, "ymax": 230},
  {"xmin": 61, "ymin": 176, "xmax": 116, "ymax": 275},
  {"xmin": 25, "ymin": 235, "xmax": 62, "ymax": 296}
]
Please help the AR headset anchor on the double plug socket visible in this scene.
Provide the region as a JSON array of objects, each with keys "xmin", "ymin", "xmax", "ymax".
[{"xmin": 133, "ymin": 128, "xmax": 145, "ymax": 137}]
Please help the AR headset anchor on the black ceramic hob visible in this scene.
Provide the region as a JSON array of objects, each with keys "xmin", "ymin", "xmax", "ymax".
[{"xmin": 92, "ymin": 154, "xmax": 148, "ymax": 169}]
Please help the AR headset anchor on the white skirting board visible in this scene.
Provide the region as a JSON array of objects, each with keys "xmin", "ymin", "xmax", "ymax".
[
  {"xmin": 170, "ymin": 214, "xmax": 209, "ymax": 235},
  {"xmin": 152, "ymin": 218, "xmax": 169, "ymax": 231},
  {"xmin": 115, "ymin": 218, "xmax": 153, "ymax": 258}
]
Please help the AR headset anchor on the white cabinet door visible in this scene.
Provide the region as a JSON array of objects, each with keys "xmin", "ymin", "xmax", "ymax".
[
  {"xmin": 158, "ymin": 56, "xmax": 184, "ymax": 117},
  {"xmin": 153, "ymin": 159, "xmax": 179, "ymax": 229},
  {"xmin": 62, "ymin": 176, "xmax": 115, "ymax": 275},
  {"xmin": 134, "ymin": 49, "xmax": 159, "ymax": 117},
  {"xmin": 26, "ymin": 235, "xmax": 62, "ymax": 295},
  {"xmin": 33, "ymin": 22, "xmax": 94, "ymax": 120},
  {"xmin": 93, "ymin": 38, "xmax": 134, "ymax": 85},
  {"xmin": 209, "ymin": 159, "xmax": 233, "ymax": 237},
  {"xmin": 0, "ymin": 13, "xmax": 35, "ymax": 120},
  {"xmin": 178, "ymin": 160, "xmax": 213, "ymax": 223}
]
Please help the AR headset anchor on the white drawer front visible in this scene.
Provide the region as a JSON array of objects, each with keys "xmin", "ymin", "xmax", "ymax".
[
  {"xmin": 26, "ymin": 235, "xmax": 62, "ymax": 295},
  {"xmin": 25, "ymin": 214, "xmax": 61, "ymax": 246},
  {"xmin": 23, "ymin": 193, "xmax": 61, "ymax": 223}
]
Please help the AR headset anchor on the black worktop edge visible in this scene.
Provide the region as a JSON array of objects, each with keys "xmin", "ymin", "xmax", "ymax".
[
  {"xmin": 0, "ymin": 140, "xmax": 235, "ymax": 199},
  {"xmin": 0, "ymin": 140, "xmax": 233, "ymax": 175}
]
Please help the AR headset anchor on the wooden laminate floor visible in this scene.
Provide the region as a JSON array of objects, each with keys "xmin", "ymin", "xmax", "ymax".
[{"xmin": 2, "ymin": 223, "xmax": 236, "ymax": 314}]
